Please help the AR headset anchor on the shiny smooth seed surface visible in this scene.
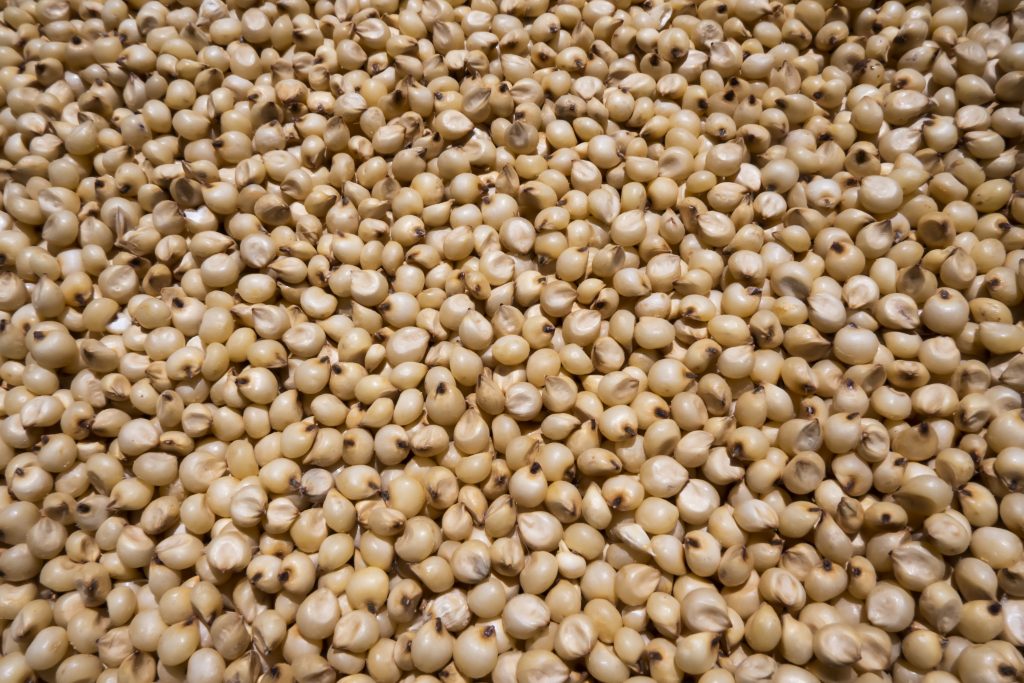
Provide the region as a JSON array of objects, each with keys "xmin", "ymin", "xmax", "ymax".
[{"xmin": 2, "ymin": 0, "xmax": 1024, "ymax": 682}]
